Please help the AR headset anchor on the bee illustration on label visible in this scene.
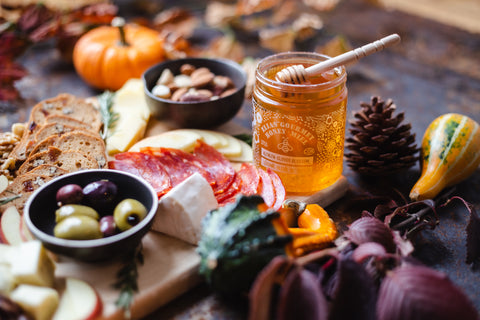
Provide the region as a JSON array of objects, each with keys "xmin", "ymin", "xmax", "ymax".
[{"xmin": 278, "ymin": 137, "xmax": 293, "ymax": 153}]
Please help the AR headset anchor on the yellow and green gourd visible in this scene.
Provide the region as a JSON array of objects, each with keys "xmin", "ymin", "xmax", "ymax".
[{"xmin": 410, "ymin": 113, "xmax": 480, "ymax": 201}]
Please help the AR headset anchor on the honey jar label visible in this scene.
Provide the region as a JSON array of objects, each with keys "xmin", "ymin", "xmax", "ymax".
[{"xmin": 252, "ymin": 101, "xmax": 346, "ymax": 193}]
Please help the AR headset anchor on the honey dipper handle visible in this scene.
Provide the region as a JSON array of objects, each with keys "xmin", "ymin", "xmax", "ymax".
[{"xmin": 306, "ymin": 33, "xmax": 401, "ymax": 77}]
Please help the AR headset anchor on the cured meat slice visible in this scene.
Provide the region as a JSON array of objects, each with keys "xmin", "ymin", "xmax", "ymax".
[
  {"xmin": 238, "ymin": 163, "xmax": 260, "ymax": 196},
  {"xmin": 267, "ymin": 168, "xmax": 286, "ymax": 211},
  {"xmin": 257, "ymin": 168, "xmax": 276, "ymax": 208},
  {"xmin": 193, "ymin": 140, "xmax": 236, "ymax": 195},
  {"xmin": 112, "ymin": 152, "xmax": 172, "ymax": 197},
  {"xmin": 216, "ymin": 172, "xmax": 242, "ymax": 206},
  {"xmin": 141, "ymin": 147, "xmax": 215, "ymax": 188}
]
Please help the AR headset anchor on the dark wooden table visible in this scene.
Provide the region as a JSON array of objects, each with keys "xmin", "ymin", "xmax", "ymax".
[{"xmin": 3, "ymin": 0, "xmax": 480, "ymax": 318}]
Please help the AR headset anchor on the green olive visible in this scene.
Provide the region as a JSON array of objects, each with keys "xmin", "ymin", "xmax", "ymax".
[
  {"xmin": 113, "ymin": 199, "xmax": 147, "ymax": 231},
  {"xmin": 54, "ymin": 216, "xmax": 102, "ymax": 240},
  {"xmin": 55, "ymin": 204, "xmax": 99, "ymax": 223}
]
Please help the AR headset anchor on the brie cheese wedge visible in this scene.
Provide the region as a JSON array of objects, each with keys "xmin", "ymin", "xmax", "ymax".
[{"xmin": 152, "ymin": 173, "xmax": 218, "ymax": 245}]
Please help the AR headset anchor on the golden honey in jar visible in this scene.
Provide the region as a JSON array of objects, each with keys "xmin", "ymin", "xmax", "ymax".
[{"xmin": 252, "ymin": 52, "xmax": 348, "ymax": 194}]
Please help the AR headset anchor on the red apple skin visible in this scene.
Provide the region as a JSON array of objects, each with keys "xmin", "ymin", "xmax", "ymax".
[
  {"xmin": 53, "ymin": 277, "xmax": 103, "ymax": 320},
  {"xmin": 19, "ymin": 216, "xmax": 34, "ymax": 242},
  {"xmin": 0, "ymin": 206, "xmax": 23, "ymax": 245},
  {"xmin": 87, "ymin": 290, "xmax": 103, "ymax": 320}
]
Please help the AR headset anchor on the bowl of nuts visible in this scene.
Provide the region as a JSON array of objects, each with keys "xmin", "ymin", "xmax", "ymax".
[
  {"xmin": 24, "ymin": 169, "xmax": 158, "ymax": 262},
  {"xmin": 143, "ymin": 57, "xmax": 247, "ymax": 128}
]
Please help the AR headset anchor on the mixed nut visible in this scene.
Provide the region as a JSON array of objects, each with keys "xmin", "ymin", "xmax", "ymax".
[
  {"xmin": 150, "ymin": 64, "xmax": 237, "ymax": 102},
  {"xmin": 53, "ymin": 180, "xmax": 147, "ymax": 240}
]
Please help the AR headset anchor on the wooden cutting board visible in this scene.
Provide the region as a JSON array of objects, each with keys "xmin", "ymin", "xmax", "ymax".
[{"xmin": 54, "ymin": 119, "xmax": 349, "ymax": 319}]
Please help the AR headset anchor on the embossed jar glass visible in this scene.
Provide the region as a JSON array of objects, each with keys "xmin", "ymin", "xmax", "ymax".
[{"xmin": 252, "ymin": 52, "xmax": 348, "ymax": 194}]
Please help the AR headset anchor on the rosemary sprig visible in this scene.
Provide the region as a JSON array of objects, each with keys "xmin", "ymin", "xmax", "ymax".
[
  {"xmin": 98, "ymin": 91, "xmax": 119, "ymax": 140},
  {"xmin": 0, "ymin": 194, "xmax": 21, "ymax": 206},
  {"xmin": 113, "ymin": 245, "xmax": 144, "ymax": 319}
]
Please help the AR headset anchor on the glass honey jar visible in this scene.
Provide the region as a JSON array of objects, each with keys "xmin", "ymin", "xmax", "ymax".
[{"xmin": 252, "ymin": 52, "xmax": 348, "ymax": 194}]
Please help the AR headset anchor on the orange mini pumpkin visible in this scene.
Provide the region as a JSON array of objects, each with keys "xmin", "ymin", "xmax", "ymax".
[{"xmin": 73, "ymin": 17, "xmax": 165, "ymax": 91}]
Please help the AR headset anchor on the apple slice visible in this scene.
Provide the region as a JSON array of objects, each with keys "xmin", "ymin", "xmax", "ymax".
[
  {"xmin": 53, "ymin": 277, "xmax": 103, "ymax": 320},
  {"xmin": 20, "ymin": 215, "xmax": 35, "ymax": 242},
  {"xmin": 0, "ymin": 206, "xmax": 23, "ymax": 245},
  {"xmin": 0, "ymin": 175, "xmax": 8, "ymax": 194}
]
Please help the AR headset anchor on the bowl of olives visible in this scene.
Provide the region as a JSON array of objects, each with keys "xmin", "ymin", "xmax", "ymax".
[{"xmin": 24, "ymin": 169, "xmax": 158, "ymax": 262}]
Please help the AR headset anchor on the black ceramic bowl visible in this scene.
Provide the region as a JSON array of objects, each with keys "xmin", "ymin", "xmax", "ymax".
[
  {"xmin": 24, "ymin": 169, "xmax": 158, "ymax": 262},
  {"xmin": 143, "ymin": 57, "xmax": 247, "ymax": 128}
]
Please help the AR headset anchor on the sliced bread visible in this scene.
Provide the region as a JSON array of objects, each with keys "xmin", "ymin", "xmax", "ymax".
[
  {"xmin": 29, "ymin": 93, "xmax": 102, "ymax": 132},
  {"xmin": 29, "ymin": 135, "xmax": 59, "ymax": 156},
  {"xmin": 17, "ymin": 147, "xmax": 99, "ymax": 175},
  {"xmin": 44, "ymin": 114, "xmax": 95, "ymax": 132},
  {"xmin": 53, "ymin": 131, "xmax": 107, "ymax": 168},
  {"xmin": 34, "ymin": 122, "xmax": 80, "ymax": 144},
  {"xmin": 28, "ymin": 164, "xmax": 69, "ymax": 177},
  {"xmin": 0, "ymin": 173, "xmax": 53, "ymax": 213}
]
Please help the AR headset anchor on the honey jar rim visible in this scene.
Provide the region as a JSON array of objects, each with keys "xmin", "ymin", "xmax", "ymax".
[{"xmin": 255, "ymin": 51, "xmax": 347, "ymax": 92}]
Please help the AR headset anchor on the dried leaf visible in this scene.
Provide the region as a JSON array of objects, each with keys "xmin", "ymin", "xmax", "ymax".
[
  {"xmin": 0, "ymin": 32, "xmax": 29, "ymax": 59},
  {"xmin": 202, "ymin": 35, "xmax": 245, "ymax": 63},
  {"xmin": 205, "ymin": 2, "xmax": 237, "ymax": 28},
  {"xmin": 236, "ymin": 0, "xmax": 278, "ymax": 15},
  {"xmin": 465, "ymin": 204, "xmax": 480, "ymax": 265},
  {"xmin": 303, "ymin": 0, "xmax": 342, "ymax": 11},
  {"xmin": 152, "ymin": 7, "xmax": 199, "ymax": 38},
  {"xmin": 442, "ymin": 196, "xmax": 480, "ymax": 265},
  {"xmin": 70, "ymin": 3, "xmax": 117, "ymax": 25},
  {"xmin": 17, "ymin": 4, "xmax": 54, "ymax": 34},
  {"xmin": 259, "ymin": 27, "xmax": 296, "ymax": 52}
]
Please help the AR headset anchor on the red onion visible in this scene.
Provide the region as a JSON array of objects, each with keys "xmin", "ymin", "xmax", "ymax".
[
  {"xmin": 377, "ymin": 264, "xmax": 479, "ymax": 320},
  {"xmin": 345, "ymin": 216, "xmax": 396, "ymax": 253}
]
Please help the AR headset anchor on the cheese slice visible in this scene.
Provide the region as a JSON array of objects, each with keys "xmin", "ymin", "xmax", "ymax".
[
  {"xmin": 0, "ymin": 264, "xmax": 15, "ymax": 295},
  {"xmin": 129, "ymin": 130, "xmax": 202, "ymax": 153},
  {"xmin": 152, "ymin": 173, "xmax": 218, "ymax": 245},
  {"xmin": 106, "ymin": 78, "xmax": 151, "ymax": 155},
  {"xmin": 190, "ymin": 129, "xmax": 228, "ymax": 148},
  {"xmin": 0, "ymin": 243, "xmax": 12, "ymax": 264},
  {"xmin": 227, "ymin": 139, "xmax": 253, "ymax": 162},
  {"xmin": 10, "ymin": 284, "xmax": 59, "ymax": 320},
  {"xmin": 214, "ymin": 132, "xmax": 243, "ymax": 157},
  {"xmin": 9, "ymin": 240, "xmax": 56, "ymax": 288}
]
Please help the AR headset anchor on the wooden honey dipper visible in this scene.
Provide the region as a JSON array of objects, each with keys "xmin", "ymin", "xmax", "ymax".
[{"xmin": 275, "ymin": 34, "xmax": 401, "ymax": 84}]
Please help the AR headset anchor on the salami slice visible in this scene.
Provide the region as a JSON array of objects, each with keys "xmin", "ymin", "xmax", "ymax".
[
  {"xmin": 257, "ymin": 168, "xmax": 276, "ymax": 208},
  {"xmin": 193, "ymin": 140, "xmax": 236, "ymax": 195},
  {"xmin": 238, "ymin": 163, "xmax": 260, "ymax": 196},
  {"xmin": 266, "ymin": 168, "xmax": 286, "ymax": 211},
  {"xmin": 216, "ymin": 172, "xmax": 241, "ymax": 206},
  {"xmin": 111, "ymin": 152, "xmax": 172, "ymax": 197},
  {"xmin": 141, "ymin": 147, "xmax": 215, "ymax": 188}
]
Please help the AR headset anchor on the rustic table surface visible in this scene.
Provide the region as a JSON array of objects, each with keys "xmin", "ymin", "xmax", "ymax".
[{"xmin": 2, "ymin": 0, "xmax": 480, "ymax": 319}]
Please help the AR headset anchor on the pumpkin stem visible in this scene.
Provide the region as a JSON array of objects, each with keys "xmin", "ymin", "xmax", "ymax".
[{"xmin": 112, "ymin": 17, "xmax": 129, "ymax": 47}]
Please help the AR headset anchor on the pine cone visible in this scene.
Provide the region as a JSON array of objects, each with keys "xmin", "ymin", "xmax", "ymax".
[{"xmin": 344, "ymin": 96, "xmax": 419, "ymax": 175}]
